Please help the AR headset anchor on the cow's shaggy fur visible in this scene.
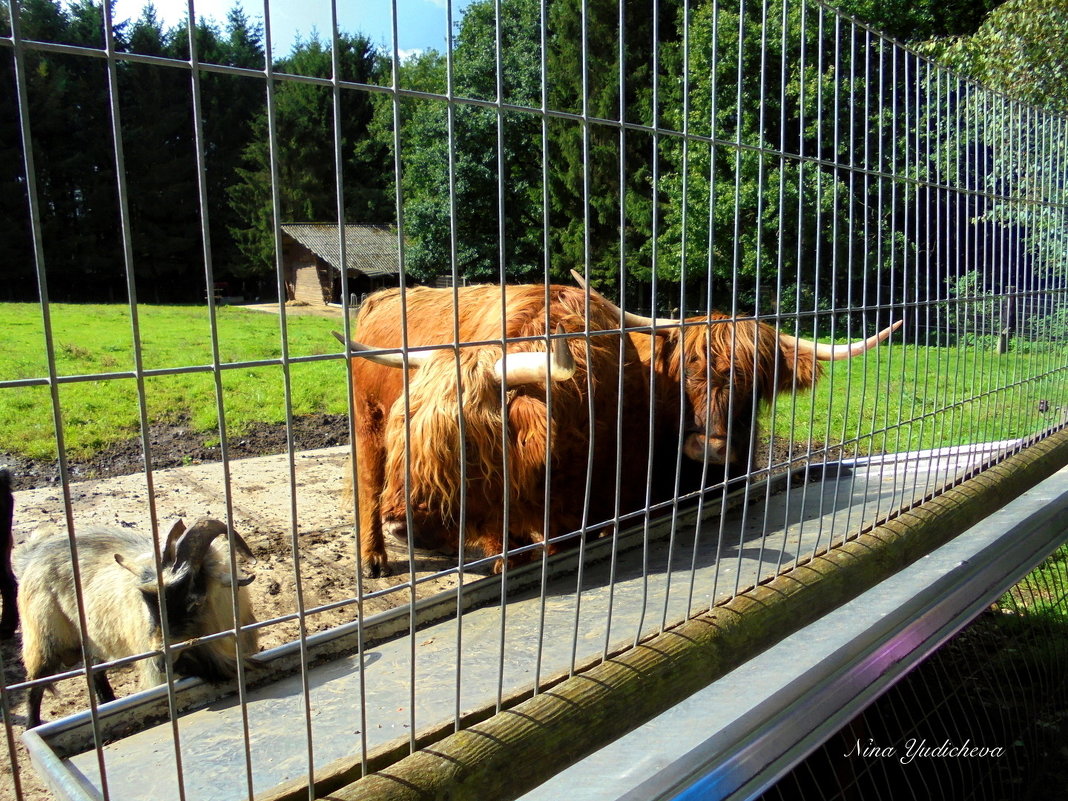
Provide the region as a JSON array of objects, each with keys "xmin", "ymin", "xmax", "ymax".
[{"xmin": 344, "ymin": 284, "xmax": 647, "ymax": 577}]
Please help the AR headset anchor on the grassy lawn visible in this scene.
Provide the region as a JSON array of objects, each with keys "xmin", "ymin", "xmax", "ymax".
[
  {"xmin": 1, "ymin": 302, "xmax": 1065, "ymax": 461},
  {"xmin": 765, "ymin": 341, "xmax": 1067, "ymax": 457},
  {"xmin": 1, "ymin": 303, "xmax": 350, "ymax": 459}
]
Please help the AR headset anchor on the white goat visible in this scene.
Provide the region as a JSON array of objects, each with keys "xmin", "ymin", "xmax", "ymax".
[{"xmin": 15, "ymin": 517, "xmax": 257, "ymax": 728}]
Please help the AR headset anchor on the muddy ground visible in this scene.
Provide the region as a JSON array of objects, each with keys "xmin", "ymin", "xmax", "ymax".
[{"xmin": 0, "ymin": 417, "xmax": 473, "ymax": 801}]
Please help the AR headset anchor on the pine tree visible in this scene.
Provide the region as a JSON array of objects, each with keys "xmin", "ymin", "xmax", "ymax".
[
  {"xmin": 227, "ymin": 32, "xmax": 392, "ymax": 278},
  {"xmin": 401, "ymin": 0, "xmax": 547, "ymax": 283}
]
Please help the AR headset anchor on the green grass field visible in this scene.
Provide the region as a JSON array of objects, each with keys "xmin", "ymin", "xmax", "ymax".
[
  {"xmin": 1, "ymin": 302, "xmax": 1064, "ymax": 461},
  {"xmin": 1, "ymin": 303, "xmax": 350, "ymax": 459},
  {"xmin": 764, "ymin": 339, "xmax": 1067, "ymax": 458}
]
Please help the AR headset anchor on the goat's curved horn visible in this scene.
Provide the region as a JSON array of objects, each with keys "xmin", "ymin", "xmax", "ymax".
[
  {"xmin": 781, "ymin": 319, "xmax": 903, "ymax": 361},
  {"xmin": 218, "ymin": 570, "xmax": 256, "ymax": 587},
  {"xmin": 331, "ymin": 331, "xmax": 432, "ymax": 369},
  {"xmin": 492, "ymin": 324, "xmax": 576, "ymax": 387},
  {"xmin": 227, "ymin": 529, "xmax": 256, "ymax": 564},
  {"xmin": 169, "ymin": 518, "xmax": 229, "ymax": 572},
  {"xmin": 162, "ymin": 519, "xmax": 187, "ymax": 567},
  {"xmin": 570, "ymin": 269, "xmax": 678, "ymax": 331}
]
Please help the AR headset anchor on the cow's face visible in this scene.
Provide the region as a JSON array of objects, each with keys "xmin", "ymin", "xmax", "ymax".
[
  {"xmin": 669, "ymin": 316, "xmax": 788, "ymax": 464},
  {"xmin": 335, "ymin": 327, "xmax": 576, "ymax": 547}
]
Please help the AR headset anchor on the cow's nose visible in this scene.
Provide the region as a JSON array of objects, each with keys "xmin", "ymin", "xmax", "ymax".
[{"xmin": 682, "ymin": 432, "xmax": 729, "ymax": 464}]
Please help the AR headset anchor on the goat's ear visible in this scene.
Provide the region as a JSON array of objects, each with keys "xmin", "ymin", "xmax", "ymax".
[
  {"xmin": 114, "ymin": 553, "xmax": 140, "ymax": 577},
  {"xmin": 163, "ymin": 519, "xmax": 186, "ymax": 566}
]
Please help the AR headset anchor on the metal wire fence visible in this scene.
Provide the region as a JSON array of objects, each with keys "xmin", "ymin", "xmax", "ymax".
[
  {"xmin": 1, "ymin": 0, "xmax": 1067, "ymax": 798},
  {"xmin": 761, "ymin": 543, "xmax": 1068, "ymax": 801}
]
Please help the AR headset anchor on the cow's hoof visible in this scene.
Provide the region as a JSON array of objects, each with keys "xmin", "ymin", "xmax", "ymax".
[
  {"xmin": 491, "ymin": 555, "xmax": 525, "ymax": 575},
  {"xmin": 362, "ymin": 557, "xmax": 392, "ymax": 579}
]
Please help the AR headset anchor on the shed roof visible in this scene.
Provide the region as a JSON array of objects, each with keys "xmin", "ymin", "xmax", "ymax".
[{"xmin": 281, "ymin": 223, "xmax": 399, "ymax": 277}]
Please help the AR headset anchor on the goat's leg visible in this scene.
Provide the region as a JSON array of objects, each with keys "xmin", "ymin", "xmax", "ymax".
[
  {"xmin": 0, "ymin": 572, "xmax": 16, "ymax": 639},
  {"xmin": 25, "ymin": 685, "xmax": 45, "ymax": 729},
  {"xmin": 91, "ymin": 669, "xmax": 116, "ymax": 704}
]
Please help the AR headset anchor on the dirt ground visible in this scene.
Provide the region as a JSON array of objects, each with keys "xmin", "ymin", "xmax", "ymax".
[
  {"xmin": 0, "ymin": 289, "xmax": 829, "ymax": 801},
  {"xmin": 0, "ymin": 429, "xmax": 470, "ymax": 801},
  {"xmin": 0, "ymin": 300, "xmax": 440, "ymax": 800}
]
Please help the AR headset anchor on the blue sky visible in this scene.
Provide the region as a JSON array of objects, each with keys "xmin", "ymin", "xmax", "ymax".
[{"xmin": 109, "ymin": 0, "xmax": 474, "ymax": 59}]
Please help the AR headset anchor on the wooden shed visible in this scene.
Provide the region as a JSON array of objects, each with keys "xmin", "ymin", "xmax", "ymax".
[{"xmin": 281, "ymin": 223, "xmax": 400, "ymax": 306}]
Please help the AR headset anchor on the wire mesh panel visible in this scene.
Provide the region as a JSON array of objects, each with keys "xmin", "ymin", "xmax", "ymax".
[
  {"xmin": 761, "ymin": 543, "xmax": 1068, "ymax": 801},
  {"xmin": 0, "ymin": 0, "xmax": 1066, "ymax": 799}
]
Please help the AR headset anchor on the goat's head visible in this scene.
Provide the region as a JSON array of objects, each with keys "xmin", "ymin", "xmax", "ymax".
[{"xmin": 114, "ymin": 518, "xmax": 255, "ymax": 646}]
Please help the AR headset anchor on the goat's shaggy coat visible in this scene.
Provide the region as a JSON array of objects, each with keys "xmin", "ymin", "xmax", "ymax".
[{"xmin": 15, "ymin": 518, "xmax": 257, "ymax": 728}]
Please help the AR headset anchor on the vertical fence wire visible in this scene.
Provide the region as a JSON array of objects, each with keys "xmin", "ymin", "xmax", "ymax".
[
  {"xmin": 260, "ymin": 0, "xmax": 319, "ymax": 792},
  {"xmin": 600, "ymin": 0, "xmax": 628, "ymax": 659},
  {"xmin": 5, "ymin": 2, "xmax": 115, "ymax": 799},
  {"xmin": 3, "ymin": 0, "xmax": 1068, "ymax": 798},
  {"xmin": 491, "ymin": 0, "xmax": 511, "ymax": 711},
  {"xmin": 183, "ymin": 2, "xmax": 260, "ymax": 795},
  {"xmin": 330, "ymin": 0, "xmax": 373, "ymax": 774}
]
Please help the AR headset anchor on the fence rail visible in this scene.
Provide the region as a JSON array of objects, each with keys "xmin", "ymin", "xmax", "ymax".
[{"xmin": 2, "ymin": 0, "xmax": 1067, "ymax": 799}]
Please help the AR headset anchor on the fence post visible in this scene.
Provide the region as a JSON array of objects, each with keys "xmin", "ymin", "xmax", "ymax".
[{"xmin": 996, "ymin": 285, "xmax": 1015, "ymax": 354}]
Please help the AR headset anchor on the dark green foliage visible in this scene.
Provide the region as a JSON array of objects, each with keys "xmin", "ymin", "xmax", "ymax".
[
  {"xmin": 227, "ymin": 32, "xmax": 392, "ymax": 276},
  {"xmin": 399, "ymin": 0, "xmax": 547, "ymax": 283},
  {"xmin": 398, "ymin": 0, "xmax": 682, "ymax": 288},
  {"xmin": 1, "ymin": 0, "xmax": 122, "ymax": 300},
  {"xmin": 1, "ymin": 1, "xmax": 390, "ymax": 301},
  {"xmin": 3, "ymin": 0, "xmax": 1064, "ymax": 310},
  {"xmin": 1, "ymin": 0, "xmax": 273, "ymax": 301},
  {"xmin": 832, "ymin": 0, "xmax": 1001, "ymax": 42}
]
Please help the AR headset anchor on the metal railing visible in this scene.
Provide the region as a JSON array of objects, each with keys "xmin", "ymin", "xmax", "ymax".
[{"xmin": 1, "ymin": 0, "xmax": 1067, "ymax": 799}]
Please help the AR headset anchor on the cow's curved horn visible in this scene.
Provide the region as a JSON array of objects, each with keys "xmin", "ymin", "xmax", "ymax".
[
  {"xmin": 781, "ymin": 319, "xmax": 903, "ymax": 361},
  {"xmin": 569, "ymin": 270, "xmax": 678, "ymax": 331},
  {"xmin": 493, "ymin": 324, "xmax": 576, "ymax": 386},
  {"xmin": 332, "ymin": 330, "xmax": 431, "ymax": 369}
]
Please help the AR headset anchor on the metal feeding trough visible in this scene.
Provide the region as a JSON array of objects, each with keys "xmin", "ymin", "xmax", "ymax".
[{"xmin": 23, "ymin": 443, "xmax": 1017, "ymax": 801}]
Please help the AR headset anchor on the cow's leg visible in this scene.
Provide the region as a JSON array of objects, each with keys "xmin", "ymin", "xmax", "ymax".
[
  {"xmin": 352, "ymin": 407, "xmax": 391, "ymax": 579},
  {"xmin": 489, "ymin": 520, "xmax": 549, "ymax": 574},
  {"xmin": 458, "ymin": 516, "xmax": 506, "ymax": 574}
]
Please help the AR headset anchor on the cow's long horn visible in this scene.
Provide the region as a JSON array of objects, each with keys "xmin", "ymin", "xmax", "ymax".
[
  {"xmin": 331, "ymin": 330, "xmax": 431, "ymax": 369},
  {"xmin": 493, "ymin": 324, "xmax": 576, "ymax": 386},
  {"xmin": 782, "ymin": 319, "xmax": 903, "ymax": 361},
  {"xmin": 569, "ymin": 270, "xmax": 678, "ymax": 330}
]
